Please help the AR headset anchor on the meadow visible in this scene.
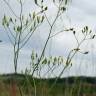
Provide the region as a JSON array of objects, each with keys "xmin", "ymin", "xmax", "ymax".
[{"xmin": 0, "ymin": 74, "xmax": 96, "ymax": 96}]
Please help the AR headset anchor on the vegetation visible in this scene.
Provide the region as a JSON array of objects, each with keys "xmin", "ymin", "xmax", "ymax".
[
  {"xmin": 0, "ymin": 74, "xmax": 96, "ymax": 96},
  {"xmin": 0, "ymin": 0, "xmax": 96, "ymax": 96}
]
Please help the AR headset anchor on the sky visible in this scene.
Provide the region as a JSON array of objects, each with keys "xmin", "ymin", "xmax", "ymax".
[{"xmin": 0, "ymin": 0, "xmax": 96, "ymax": 77}]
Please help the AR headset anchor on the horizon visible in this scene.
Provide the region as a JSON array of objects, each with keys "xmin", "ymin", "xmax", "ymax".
[{"xmin": 0, "ymin": 0, "xmax": 96, "ymax": 77}]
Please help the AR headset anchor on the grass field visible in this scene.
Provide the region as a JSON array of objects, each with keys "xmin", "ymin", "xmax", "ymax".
[{"xmin": 0, "ymin": 74, "xmax": 96, "ymax": 96}]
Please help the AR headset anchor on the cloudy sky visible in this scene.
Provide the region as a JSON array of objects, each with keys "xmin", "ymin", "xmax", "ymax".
[{"xmin": 0, "ymin": 0, "xmax": 96, "ymax": 77}]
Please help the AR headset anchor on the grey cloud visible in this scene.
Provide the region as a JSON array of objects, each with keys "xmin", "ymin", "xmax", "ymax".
[
  {"xmin": 0, "ymin": 0, "xmax": 96, "ymax": 76},
  {"xmin": 72, "ymin": 0, "xmax": 96, "ymax": 16}
]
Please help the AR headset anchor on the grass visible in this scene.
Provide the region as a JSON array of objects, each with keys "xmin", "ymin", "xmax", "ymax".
[{"xmin": 0, "ymin": 73, "xmax": 96, "ymax": 96}]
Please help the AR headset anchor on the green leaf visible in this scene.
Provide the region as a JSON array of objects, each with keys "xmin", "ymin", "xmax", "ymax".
[
  {"xmin": 73, "ymin": 31, "xmax": 76, "ymax": 35},
  {"xmin": 89, "ymin": 30, "xmax": 92, "ymax": 34},
  {"xmin": 17, "ymin": 26, "xmax": 22, "ymax": 32},
  {"xmin": 41, "ymin": 0, "xmax": 43, "ymax": 3},
  {"xmin": 61, "ymin": 57, "xmax": 64, "ymax": 63},
  {"xmin": 65, "ymin": 0, "xmax": 68, "ymax": 5},
  {"xmin": 34, "ymin": 20, "xmax": 36, "ymax": 27},
  {"xmin": 37, "ymin": 16, "xmax": 40, "ymax": 23},
  {"xmin": 36, "ymin": 53, "xmax": 38, "ymax": 58},
  {"xmin": 0, "ymin": 40, "xmax": 2, "ymax": 42},
  {"xmin": 33, "ymin": 12, "xmax": 36, "ymax": 20},
  {"xmin": 71, "ymin": 63, "xmax": 72, "ymax": 66},
  {"xmin": 26, "ymin": 19, "xmax": 28, "ymax": 26},
  {"xmin": 44, "ymin": 7, "xmax": 48, "ymax": 11},
  {"xmin": 42, "ymin": 58, "xmax": 47, "ymax": 64},
  {"xmin": 41, "ymin": 16, "xmax": 44, "ymax": 23},
  {"xmin": 10, "ymin": 18, "xmax": 13, "ymax": 22},
  {"xmin": 29, "ymin": 13, "xmax": 31, "ymax": 18},
  {"xmin": 2, "ymin": 15, "xmax": 7, "ymax": 26},
  {"xmin": 2, "ymin": 20, "xmax": 5, "ymax": 26},
  {"xmin": 54, "ymin": 57, "xmax": 57, "ymax": 63},
  {"xmin": 53, "ymin": 0, "xmax": 55, "ymax": 3},
  {"xmin": 61, "ymin": 7, "xmax": 66, "ymax": 11},
  {"xmin": 74, "ymin": 48, "xmax": 80, "ymax": 51},
  {"xmin": 48, "ymin": 60, "xmax": 50, "ymax": 64},
  {"xmin": 15, "ymin": 19, "xmax": 17, "ymax": 22},
  {"xmin": 84, "ymin": 51, "xmax": 89, "ymax": 54},
  {"xmin": 31, "ymin": 51, "xmax": 35, "ymax": 60},
  {"xmin": 49, "ymin": 56, "xmax": 53, "ymax": 62},
  {"xmin": 30, "ymin": 26, "xmax": 33, "ymax": 32},
  {"xmin": 14, "ymin": 26, "xmax": 16, "ymax": 31},
  {"xmin": 34, "ymin": 0, "xmax": 37, "ymax": 4},
  {"xmin": 6, "ymin": 22, "xmax": 9, "ymax": 27},
  {"xmin": 70, "ymin": 28, "xmax": 74, "ymax": 31},
  {"xmin": 4, "ymin": 15, "xmax": 7, "ymax": 23},
  {"xmin": 86, "ymin": 26, "xmax": 88, "ymax": 30},
  {"xmin": 92, "ymin": 35, "xmax": 95, "ymax": 39}
]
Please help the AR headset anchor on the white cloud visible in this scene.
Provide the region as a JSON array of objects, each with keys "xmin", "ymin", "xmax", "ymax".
[
  {"xmin": 67, "ymin": 0, "xmax": 96, "ymax": 28},
  {"xmin": 0, "ymin": 43, "xmax": 31, "ymax": 73},
  {"xmin": 0, "ymin": 0, "xmax": 96, "ymax": 76},
  {"xmin": 72, "ymin": 0, "xmax": 96, "ymax": 16}
]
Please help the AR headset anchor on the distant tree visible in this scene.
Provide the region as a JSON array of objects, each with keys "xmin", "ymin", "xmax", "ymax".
[{"xmin": 0, "ymin": 40, "xmax": 2, "ymax": 42}]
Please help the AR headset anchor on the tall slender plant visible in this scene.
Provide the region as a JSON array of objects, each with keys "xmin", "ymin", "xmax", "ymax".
[{"xmin": 2, "ymin": 0, "xmax": 47, "ymax": 73}]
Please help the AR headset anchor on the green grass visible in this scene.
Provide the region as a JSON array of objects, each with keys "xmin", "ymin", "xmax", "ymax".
[{"xmin": 0, "ymin": 74, "xmax": 96, "ymax": 96}]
